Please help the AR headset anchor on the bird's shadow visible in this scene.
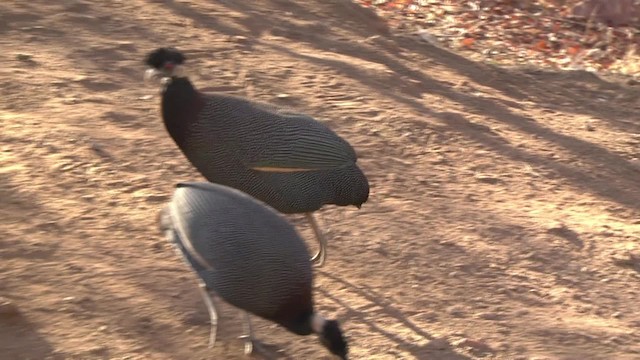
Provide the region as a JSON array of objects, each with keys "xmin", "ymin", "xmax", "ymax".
[
  {"xmin": 318, "ymin": 271, "xmax": 472, "ymax": 360},
  {"xmin": 0, "ymin": 310, "xmax": 60, "ymax": 359}
]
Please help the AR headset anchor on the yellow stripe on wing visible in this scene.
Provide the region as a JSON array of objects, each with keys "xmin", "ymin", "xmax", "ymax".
[{"xmin": 251, "ymin": 166, "xmax": 320, "ymax": 173}]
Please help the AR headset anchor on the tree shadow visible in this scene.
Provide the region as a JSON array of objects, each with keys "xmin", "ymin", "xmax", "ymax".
[
  {"xmin": 0, "ymin": 310, "xmax": 60, "ymax": 359},
  {"xmin": 150, "ymin": 0, "xmax": 639, "ymax": 212},
  {"xmin": 257, "ymin": 42, "xmax": 640, "ymax": 211},
  {"xmin": 317, "ymin": 271, "xmax": 472, "ymax": 360}
]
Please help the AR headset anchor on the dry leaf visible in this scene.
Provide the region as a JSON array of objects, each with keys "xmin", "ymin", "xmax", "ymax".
[
  {"xmin": 533, "ymin": 40, "xmax": 549, "ymax": 51},
  {"xmin": 567, "ymin": 45, "xmax": 581, "ymax": 56},
  {"xmin": 461, "ymin": 38, "xmax": 475, "ymax": 47}
]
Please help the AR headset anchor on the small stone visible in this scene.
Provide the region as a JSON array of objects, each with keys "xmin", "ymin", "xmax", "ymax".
[
  {"xmin": 453, "ymin": 338, "xmax": 493, "ymax": 352},
  {"xmin": 72, "ymin": 75, "xmax": 88, "ymax": 82},
  {"xmin": 447, "ymin": 305, "xmax": 466, "ymax": 317},
  {"xmin": 63, "ymin": 296, "xmax": 76, "ymax": 302},
  {"xmin": 426, "ymin": 338, "xmax": 450, "ymax": 350},
  {"xmin": 62, "ymin": 97, "xmax": 80, "ymax": 105},
  {"xmin": 585, "ymin": 122, "xmax": 596, "ymax": 131},
  {"xmin": 138, "ymin": 95, "xmax": 153, "ymax": 100},
  {"xmin": 474, "ymin": 174, "xmax": 500, "ymax": 184},
  {"xmin": 16, "ymin": 53, "xmax": 33, "ymax": 61},
  {"xmin": 476, "ymin": 311, "xmax": 502, "ymax": 320},
  {"xmin": 231, "ymin": 35, "xmax": 249, "ymax": 43},
  {"xmin": 612, "ymin": 311, "xmax": 623, "ymax": 318},
  {"xmin": 145, "ymin": 194, "xmax": 169, "ymax": 203}
]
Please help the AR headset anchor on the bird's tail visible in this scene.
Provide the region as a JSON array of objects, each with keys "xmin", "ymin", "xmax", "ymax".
[{"xmin": 332, "ymin": 165, "xmax": 369, "ymax": 208}]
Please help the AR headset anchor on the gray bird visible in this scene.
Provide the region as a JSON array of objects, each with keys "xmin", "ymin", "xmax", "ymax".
[
  {"xmin": 145, "ymin": 47, "xmax": 369, "ymax": 266},
  {"xmin": 159, "ymin": 182, "xmax": 348, "ymax": 359}
]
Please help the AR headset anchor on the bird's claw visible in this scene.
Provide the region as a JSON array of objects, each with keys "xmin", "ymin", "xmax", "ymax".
[
  {"xmin": 240, "ymin": 335, "xmax": 254, "ymax": 356},
  {"xmin": 240, "ymin": 335, "xmax": 267, "ymax": 357},
  {"xmin": 310, "ymin": 250, "xmax": 326, "ymax": 267}
]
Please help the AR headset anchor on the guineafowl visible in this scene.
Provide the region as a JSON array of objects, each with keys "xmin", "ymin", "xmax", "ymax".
[
  {"xmin": 159, "ymin": 182, "xmax": 348, "ymax": 359},
  {"xmin": 145, "ymin": 47, "xmax": 369, "ymax": 266}
]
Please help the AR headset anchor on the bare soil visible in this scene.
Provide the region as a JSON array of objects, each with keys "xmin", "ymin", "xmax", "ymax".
[{"xmin": 1, "ymin": 1, "xmax": 639, "ymax": 359}]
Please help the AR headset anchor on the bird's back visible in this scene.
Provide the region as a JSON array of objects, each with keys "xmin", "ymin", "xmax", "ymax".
[
  {"xmin": 163, "ymin": 182, "xmax": 313, "ymax": 322},
  {"xmin": 175, "ymin": 93, "xmax": 369, "ymax": 213}
]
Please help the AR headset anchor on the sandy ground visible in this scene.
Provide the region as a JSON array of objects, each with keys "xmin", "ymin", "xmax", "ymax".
[{"xmin": 1, "ymin": 1, "xmax": 639, "ymax": 359}]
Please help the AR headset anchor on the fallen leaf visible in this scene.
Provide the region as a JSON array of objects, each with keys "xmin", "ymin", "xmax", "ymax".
[
  {"xmin": 567, "ymin": 45, "xmax": 581, "ymax": 56},
  {"xmin": 533, "ymin": 40, "xmax": 549, "ymax": 51},
  {"xmin": 461, "ymin": 37, "xmax": 475, "ymax": 47}
]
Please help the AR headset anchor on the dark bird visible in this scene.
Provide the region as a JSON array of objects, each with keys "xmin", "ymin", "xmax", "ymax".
[
  {"xmin": 145, "ymin": 47, "xmax": 369, "ymax": 266},
  {"xmin": 160, "ymin": 182, "xmax": 348, "ymax": 359}
]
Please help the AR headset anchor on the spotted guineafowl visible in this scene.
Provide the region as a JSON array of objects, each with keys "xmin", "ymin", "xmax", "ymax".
[
  {"xmin": 145, "ymin": 47, "xmax": 369, "ymax": 266},
  {"xmin": 159, "ymin": 182, "xmax": 348, "ymax": 359}
]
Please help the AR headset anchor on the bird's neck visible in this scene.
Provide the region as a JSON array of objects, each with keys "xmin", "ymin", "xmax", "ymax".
[
  {"xmin": 310, "ymin": 313, "xmax": 327, "ymax": 334},
  {"xmin": 160, "ymin": 76, "xmax": 204, "ymax": 148},
  {"xmin": 271, "ymin": 281, "xmax": 315, "ymax": 335}
]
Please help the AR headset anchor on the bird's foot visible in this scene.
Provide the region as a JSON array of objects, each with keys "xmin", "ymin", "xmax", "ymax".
[
  {"xmin": 239, "ymin": 335, "xmax": 275, "ymax": 358},
  {"xmin": 310, "ymin": 250, "xmax": 326, "ymax": 267}
]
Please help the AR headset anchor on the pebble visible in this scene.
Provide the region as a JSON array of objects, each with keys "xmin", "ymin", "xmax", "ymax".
[
  {"xmin": 16, "ymin": 53, "xmax": 33, "ymax": 62},
  {"xmin": 452, "ymin": 338, "xmax": 493, "ymax": 352},
  {"xmin": 612, "ymin": 311, "xmax": 623, "ymax": 318},
  {"xmin": 230, "ymin": 35, "xmax": 249, "ymax": 43},
  {"xmin": 426, "ymin": 338, "xmax": 450, "ymax": 350},
  {"xmin": 144, "ymin": 194, "xmax": 169, "ymax": 203},
  {"xmin": 474, "ymin": 174, "xmax": 500, "ymax": 184},
  {"xmin": 476, "ymin": 311, "xmax": 502, "ymax": 320},
  {"xmin": 62, "ymin": 97, "xmax": 80, "ymax": 105},
  {"xmin": 447, "ymin": 305, "xmax": 466, "ymax": 317}
]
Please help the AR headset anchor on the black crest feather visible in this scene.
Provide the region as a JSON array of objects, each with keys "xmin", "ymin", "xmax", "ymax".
[
  {"xmin": 145, "ymin": 47, "xmax": 186, "ymax": 69},
  {"xmin": 320, "ymin": 320, "xmax": 348, "ymax": 359}
]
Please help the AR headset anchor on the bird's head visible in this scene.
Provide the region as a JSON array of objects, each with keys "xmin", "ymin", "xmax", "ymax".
[
  {"xmin": 144, "ymin": 47, "xmax": 186, "ymax": 84},
  {"xmin": 312, "ymin": 314, "xmax": 348, "ymax": 359}
]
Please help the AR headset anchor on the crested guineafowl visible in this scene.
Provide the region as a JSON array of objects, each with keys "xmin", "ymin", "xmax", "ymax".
[
  {"xmin": 159, "ymin": 182, "xmax": 348, "ymax": 359},
  {"xmin": 145, "ymin": 47, "xmax": 369, "ymax": 266}
]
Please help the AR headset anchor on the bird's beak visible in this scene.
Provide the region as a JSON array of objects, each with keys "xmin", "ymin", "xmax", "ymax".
[{"xmin": 144, "ymin": 68, "xmax": 162, "ymax": 83}]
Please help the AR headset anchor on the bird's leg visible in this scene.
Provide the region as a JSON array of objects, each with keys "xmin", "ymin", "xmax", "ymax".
[
  {"xmin": 239, "ymin": 311, "xmax": 272, "ymax": 358},
  {"xmin": 306, "ymin": 212, "xmax": 327, "ymax": 267},
  {"xmin": 197, "ymin": 283, "xmax": 218, "ymax": 349},
  {"xmin": 240, "ymin": 311, "xmax": 255, "ymax": 355}
]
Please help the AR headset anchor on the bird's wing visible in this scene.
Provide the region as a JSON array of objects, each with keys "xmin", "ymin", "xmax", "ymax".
[
  {"xmin": 242, "ymin": 111, "xmax": 358, "ymax": 173},
  {"xmin": 164, "ymin": 195, "xmax": 216, "ymax": 272}
]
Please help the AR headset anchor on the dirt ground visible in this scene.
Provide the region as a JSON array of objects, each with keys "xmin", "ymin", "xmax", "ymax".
[{"xmin": 1, "ymin": 1, "xmax": 639, "ymax": 359}]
